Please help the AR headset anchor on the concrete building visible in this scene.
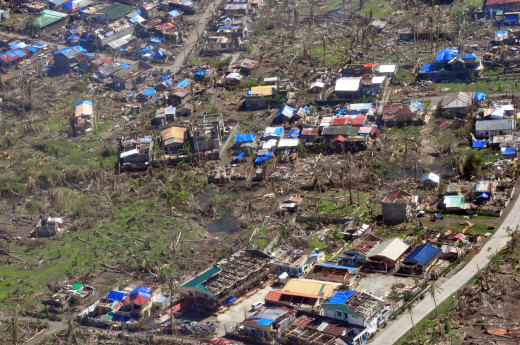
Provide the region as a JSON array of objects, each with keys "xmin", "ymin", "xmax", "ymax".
[
  {"xmin": 240, "ymin": 306, "xmax": 296, "ymax": 341},
  {"xmin": 111, "ymin": 61, "xmax": 153, "ymax": 90},
  {"xmin": 475, "ymin": 118, "xmax": 515, "ymax": 138},
  {"xmin": 322, "ymin": 291, "xmax": 385, "ymax": 328},
  {"xmin": 177, "ymin": 250, "xmax": 271, "ymax": 311},
  {"xmin": 271, "ymin": 248, "xmax": 325, "ymax": 278},
  {"xmin": 396, "ymin": 244, "xmax": 442, "ymax": 277},
  {"xmin": 381, "ymin": 190, "xmax": 414, "ymax": 225},
  {"xmin": 366, "ymin": 238, "xmax": 410, "ymax": 273}
]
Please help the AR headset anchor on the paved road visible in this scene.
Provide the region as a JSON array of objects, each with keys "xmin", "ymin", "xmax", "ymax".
[
  {"xmin": 0, "ymin": 316, "xmax": 68, "ymax": 345},
  {"xmin": 369, "ymin": 193, "xmax": 520, "ymax": 345}
]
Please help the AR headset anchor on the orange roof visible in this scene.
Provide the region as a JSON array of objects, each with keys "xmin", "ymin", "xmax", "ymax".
[
  {"xmin": 265, "ymin": 290, "xmax": 325, "ymax": 302},
  {"xmin": 363, "ymin": 64, "xmax": 376, "ymax": 68}
]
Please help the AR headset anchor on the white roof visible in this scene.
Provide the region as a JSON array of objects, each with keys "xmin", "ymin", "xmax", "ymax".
[
  {"xmin": 226, "ymin": 72, "xmax": 242, "ymax": 80},
  {"xmin": 310, "ymin": 81, "xmax": 325, "ymax": 89},
  {"xmin": 421, "ymin": 172, "xmax": 440, "ymax": 184},
  {"xmin": 120, "ymin": 148, "xmax": 138, "ymax": 158},
  {"xmin": 335, "ymin": 77, "xmax": 361, "ymax": 92},
  {"xmin": 262, "ymin": 139, "xmax": 278, "ymax": 150},
  {"xmin": 264, "ymin": 77, "xmax": 278, "ymax": 82},
  {"xmin": 367, "ymin": 238, "xmax": 410, "ymax": 261},
  {"xmin": 278, "ymin": 138, "xmax": 299, "ymax": 148},
  {"xmin": 378, "ymin": 64, "xmax": 396, "ymax": 73},
  {"xmin": 371, "ymin": 76, "xmax": 386, "ymax": 84},
  {"xmin": 107, "ymin": 34, "xmax": 132, "ymax": 48}
]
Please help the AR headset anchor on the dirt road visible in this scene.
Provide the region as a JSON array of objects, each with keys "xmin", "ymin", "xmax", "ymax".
[{"xmin": 369, "ymin": 192, "xmax": 520, "ymax": 345}]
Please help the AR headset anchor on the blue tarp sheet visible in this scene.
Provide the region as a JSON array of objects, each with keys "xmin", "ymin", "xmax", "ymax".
[
  {"xmin": 276, "ymin": 105, "xmax": 296, "ymax": 118},
  {"xmin": 169, "ymin": 9, "xmax": 181, "ymax": 17},
  {"xmin": 264, "ymin": 128, "xmax": 283, "ymax": 136},
  {"xmin": 83, "ymin": 53, "xmax": 96, "ymax": 56},
  {"xmin": 478, "ymin": 192, "xmax": 489, "ymax": 199},
  {"xmin": 219, "ymin": 25, "xmax": 239, "ymax": 30},
  {"xmin": 150, "ymin": 36, "xmax": 163, "ymax": 43},
  {"xmin": 473, "ymin": 140, "xmax": 486, "ymax": 148},
  {"xmin": 142, "ymin": 88, "xmax": 156, "ymax": 96},
  {"xmin": 404, "ymin": 244, "xmax": 441, "ymax": 266},
  {"xmin": 34, "ymin": 43, "xmax": 45, "ymax": 48},
  {"xmin": 160, "ymin": 74, "xmax": 171, "ymax": 80},
  {"xmin": 13, "ymin": 49, "xmax": 26, "ymax": 57},
  {"xmin": 222, "ymin": 17, "xmax": 232, "ymax": 23},
  {"xmin": 285, "ymin": 129, "xmax": 300, "ymax": 137},
  {"xmin": 435, "ymin": 48, "xmax": 459, "ymax": 62},
  {"xmin": 194, "ymin": 70, "xmax": 212, "ymax": 76},
  {"xmin": 225, "ymin": 296, "xmax": 237, "ymax": 305},
  {"xmin": 68, "ymin": 34, "xmax": 79, "ymax": 40},
  {"xmin": 234, "ymin": 134, "xmax": 255, "ymax": 143},
  {"xmin": 326, "ymin": 291, "xmax": 356, "ymax": 304},
  {"xmin": 234, "ymin": 152, "xmax": 245, "ymax": 159},
  {"xmin": 411, "ymin": 102, "xmax": 423, "ymax": 111},
  {"xmin": 119, "ymin": 63, "xmax": 130, "ymax": 68},
  {"xmin": 177, "ymin": 79, "xmax": 189, "ymax": 87},
  {"xmin": 317, "ymin": 263, "xmax": 357, "ymax": 272},
  {"xmin": 337, "ymin": 109, "xmax": 346, "ymax": 116},
  {"xmin": 112, "ymin": 314, "xmax": 131, "ymax": 322},
  {"xmin": 107, "ymin": 291, "xmax": 126, "ymax": 301},
  {"xmin": 76, "ymin": 100, "xmax": 92, "ymax": 106},
  {"xmin": 505, "ymin": 14, "xmax": 518, "ymax": 23},
  {"xmin": 465, "ymin": 53, "xmax": 475, "ymax": 59},
  {"xmin": 256, "ymin": 318, "xmax": 275, "ymax": 326},
  {"xmin": 163, "ymin": 79, "xmax": 173, "ymax": 86},
  {"xmin": 255, "ymin": 151, "xmax": 273, "ymax": 164},
  {"xmin": 27, "ymin": 46, "xmax": 38, "ymax": 53},
  {"xmin": 502, "ymin": 147, "xmax": 516, "ymax": 155},
  {"xmin": 129, "ymin": 286, "xmax": 152, "ymax": 299},
  {"xmin": 475, "ymin": 92, "xmax": 486, "ymax": 101},
  {"xmin": 420, "ymin": 64, "xmax": 435, "ymax": 73},
  {"xmin": 9, "ymin": 42, "xmax": 18, "ymax": 49},
  {"xmin": 153, "ymin": 49, "xmax": 165, "ymax": 57}
]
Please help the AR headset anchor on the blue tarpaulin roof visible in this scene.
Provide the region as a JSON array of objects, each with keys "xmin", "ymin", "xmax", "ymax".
[
  {"xmin": 464, "ymin": 53, "xmax": 476, "ymax": 59},
  {"xmin": 76, "ymin": 100, "xmax": 92, "ymax": 106},
  {"xmin": 107, "ymin": 291, "xmax": 126, "ymax": 301},
  {"xmin": 68, "ymin": 34, "xmax": 79, "ymax": 40},
  {"xmin": 473, "ymin": 140, "xmax": 486, "ymax": 148},
  {"xmin": 255, "ymin": 151, "xmax": 273, "ymax": 164},
  {"xmin": 235, "ymin": 134, "xmax": 255, "ymax": 143},
  {"xmin": 194, "ymin": 70, "xmax": 212, "ymax": 76},
  {"xmin": 222, "ymin": 17, "xmax": 232, "ymax": 23},
  {"xmin": 150, "ymin": 36, "xmax": 163, "ymax": 43},
  {"xmin": 13, "ymin": 49, "xmax": 26, "ymax": 57},
  {"xmin": 83, "ymin": 53, "xmax": 96, "ymax": 56},
  {"xmin": 337, "ymin": 109, "xmax": 346, "ymax": 116},
  {"xmin": 505, "ymin": 13, "xmax": 518, "ymax": 22},
  {"xmin": 219, "ymin": 25, "xmax": 238, "ymax": 30},
  {"xmin": 9, "ymin": 41, "xmax": 18, "ymax": 49},
  {"xmin": 234, "ymin": 152, "xmax": 245, "ymax": 159},
  {"xmin": 119, "ymin": 63, "xmax": 130, "ymax": 68},
  {"xmin": 225, "ymin": 296, "xmax": 237, "ymax": 305},
  {"xmin": 256, "ymin": 318, "xmax": 275, "ymax": 326},
  {"xmin": 501, "ymin": 147, "xmax": 516, "ymax": 155},
  {"xmin": 435, "ymin": 48, "xmax": 459, "ymax": 62},
  {"xmin": 169, "ymin": 9, "xmax": 181, "ymax": 17},
  {"xmin": 27, "ymin": 46, "xmax": 38, "ymax": 53},
  {"xmin": 404, "ymin": 244, "xmax": 441, "ymax": 266},
  {"xmin": 285, "ymin": 129, "xmax": 300, "ymax": 137},
  {"xmin": 276, "ymin": 105, "xmax": 296, "ymax": 118},
  {"xmin": 177, "ymin": 79, "xmax": 189, "ymax": 87},
  {"xmin": 34, "ymin": 43, "xmax": 45, "ymax": 48},
  {"xmin": 142, "ymin": 88, "xmax": 156, "ymax": 96},
  {"xmin": 264, "ymin": 128, "xmax": 283, "ymax": 136},
  {"xmin": 475, "ymin": 92, "xmax": 486, "ymax": 101},
  {"xmin": 326, "ymin": 291, "xmax": 356, "ymax": 304},
  {"xmin": 163, "ymin": 79, "xmax": 173, "ymax": 86},
  {"xmin": 128, "ymin": 286, "xmax": 152, "ymax": 299},
  {"xmin": 160, "ymin": 74, "xmax": 171, "ymax": 80},
  {"xmin": 112, "ymin": 314, "xmax": 131, "ymax": 322},
  {"xmin": 317, "ymin": 263, "xmax": 357, "ymax": 272},
  {"xmin": 420, "ymin": 64, "xmax": 435, "ymax": 73},
  {"xmin": 478, "ymin": 192, "xmax": 489, "ymax": 199}
]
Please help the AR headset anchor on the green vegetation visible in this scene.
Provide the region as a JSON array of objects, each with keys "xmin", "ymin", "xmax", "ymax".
[
  {"xmin": 395, "ymin": 294, "xmax": 459, "ymax": 345},
  {"xmin": 308, "ymin": 235, "xmax": 328, "ymax": 250},
  {"xmin": 393, "ymin": 71, "xmax": 416, "ymax": 85}
]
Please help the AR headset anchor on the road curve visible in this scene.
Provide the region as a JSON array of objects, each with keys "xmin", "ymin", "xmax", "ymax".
[{"xmin": 369, "ymin": 192, "xmax": 520, "ymax": 345}]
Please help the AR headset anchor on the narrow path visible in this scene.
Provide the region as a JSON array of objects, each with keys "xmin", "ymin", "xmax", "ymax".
[{"xmin": 369, "ymin": 191, "xmax": 520, "ymax": 345}]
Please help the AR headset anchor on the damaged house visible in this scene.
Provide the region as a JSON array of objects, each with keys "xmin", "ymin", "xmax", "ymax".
[
  {"xmin": 189, "ymin": 115, "xmax": 224, "ymax": 154},
  {"xmin": 240, "ymin": 306, "xmax": 296, "ymax": 341},
  {"xmin": 396, "ymin": 244, "xmax": 441, "ymax": 278},
  {"xmin": 160, "ymin": 126, "xmax": 187, "ymax": 154},
  {"xmin": 419, "ymin": 49, "xmax": 483, "ymax": 83},
  {"xmin": 118, "ymin": 134, "xmax": 153, "ymax": 171},
  {"xmin": 321, "ymin": 291, "xmax": 385, "ymax": 329},
  {"xmin": 74, "ymin": 100, "xmax": 93, "ymax": 135},
  {"xmin": 177, "ymin": 249, "xmax": 271, "ymax": 311},
  {"xmin": 111, "ymin": 61, "xmax": 153, "ymax": 90},
  {"xmin": 271, "ymin": 248, "xmax": 324, "ymax": 278},
  {"xmin": 366, "ymin": 238, "xmax": 410, "ymax": 273},
  {"xmin": 381, "ymin": 190, "xmax": 415, "ymax": 225},
  {"xmin": 31, "ymin": 217, "xmax": 64, "ymax": 238},
  {"xmin": 380, "ymin": 103, "xmax": 422, "ymax": 127}
]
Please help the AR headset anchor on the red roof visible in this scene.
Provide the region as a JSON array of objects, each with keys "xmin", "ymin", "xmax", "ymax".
[
  {"xmin": 331, "ymin": 115, "xmax": 365, "ymax": 126},
  {"xmin": 331, "ymin": 135, "xmax": 346, "ymax": 143},
  {"xmin": 292, "ymin": 315, "xmax": 314, "ymax": 328},
  {"xmin": 166, "ymin": 298, "xmax": 192, "ymax": 314},
  {"xmin": 486, "ymin": 0, "xmax": 520, "ymax": 5},
  {"xmin": 124, "ymin": 294, "xmax": 150, "ymax": 306},
  {"xmin": 323, "ymin": 323, "xmax": 348, "ymax": 337}
]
